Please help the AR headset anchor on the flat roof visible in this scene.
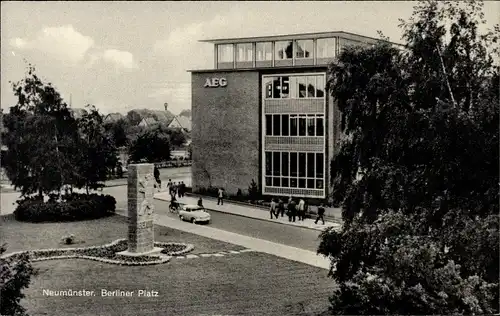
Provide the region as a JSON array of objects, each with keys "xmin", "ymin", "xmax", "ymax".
[
  {"xmin": 187, "ymin": 64, "xmax": 328, "ymax": 73},
  {"xmin": 199, "ymin": 30, "xmax": 403, "ymax": 46}
]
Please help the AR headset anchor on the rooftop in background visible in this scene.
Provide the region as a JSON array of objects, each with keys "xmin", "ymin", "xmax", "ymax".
[{"xmin": 199, "ymin": 30, "xmax": 404, "ymax": 46}]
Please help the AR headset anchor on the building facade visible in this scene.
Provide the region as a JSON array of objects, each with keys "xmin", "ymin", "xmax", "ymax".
[{"xmin": 190, "ymin": 31, "xmax": 391, "ymax": 200}]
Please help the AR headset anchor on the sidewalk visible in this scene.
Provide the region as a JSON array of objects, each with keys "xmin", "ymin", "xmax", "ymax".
[
  {"xmin": 114, "ymin": 207, "xmax": 331, "ymax": 270},
  {"xmin": 154, "ymin": 192, "xmax": 341, "ymax": 232}
]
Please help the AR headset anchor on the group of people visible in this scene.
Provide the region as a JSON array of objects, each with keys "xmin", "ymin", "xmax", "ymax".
[
  {"xmin": 269, "ymin": 197, "xmax": 326, "ymax": 225},
  {"xmin": 167, "ymin": 179, "xmax": 187, "ymax": 198}
]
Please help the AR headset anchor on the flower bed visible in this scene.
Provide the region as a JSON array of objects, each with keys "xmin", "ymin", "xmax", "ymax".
[{"xmin": 1, "ymin": 239, "xmax": 194, "ymax": 266}]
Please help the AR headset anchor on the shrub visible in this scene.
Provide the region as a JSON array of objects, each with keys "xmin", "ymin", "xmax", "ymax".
[
  {"xmin": 0, "ymin": 244, "xmax": 37, "ymax": 316},
  {"xmin": 14, "ymin": 193, "xmax": 116, "ymax": 222},
  {"xmin": 248, "ymin": 179, "xmax": 260, "ymax": 202},
  {"xmin": 62, "ymin": 235, "xmax": 75, "ymax": 245}
]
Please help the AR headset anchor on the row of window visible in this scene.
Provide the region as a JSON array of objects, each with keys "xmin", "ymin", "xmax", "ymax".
[
  {"xmin": 217, "ymin": 38, "xmax": 337, "ymax": 63},
  {"xmin": 265, "ymin": 151, "xmax": 324, "ymax": 179},
  {"xmin": 265, "ymin": 177, "xmax": 324, "ymax": 190},
  {"xmin": 265, "ymin": 114, "xmax": 324, "ymax": 137},
  {"xmin": 264, "ymin": 75, "xmax": 325, "ymax": 99}
]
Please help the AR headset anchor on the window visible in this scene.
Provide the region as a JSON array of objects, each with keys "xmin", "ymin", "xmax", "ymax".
[
  {"xmin": 290, "ymin": 178, "xmax": 297, "ymax": 188},
  {"xmin": 273, "ymin": 77, "xmax": 281, "ymax": 98},
  {"xmin": 282, "ymin": 177, "xmax": 289, "ymax": 187},
  {"xmin": 264, "ymin": 77, "xmax": 274, "ymax": 98},
  {"xmin": 298, "ymin": 178, "xmax": 306, "ymax": 188},
  {"xmin": 265, "ymin": 115, "xmax": 272, "ymax": 136},
  {"xmin": 316, "ymin": 38, "xmax": 336, "ymax": 58},
  {"xmin": 282, "ymin": 152, "xmax": 289, "ymax": 176},
  {"xmin": 290, "ymin": 153, "xmax": 298, "ymax": 177},
  {"xmin": 307, "ymin": 153, "xmax": 315, "ymax": 177},
  {"xmin": 273, "ymin": 115, "xmax": 281, "ymax": 136},
  {"xmin": 281, "ymin": 77, "xmax": 290, "ymax": 98},
  {"xmin": 236, "ymin": 43, "xmax": 253, "ymax": 62},
  {"xmin": 273, "ymin": 152, "xmax": 280, "ymax": 176},
  {"xmin": 266, "ymin": 177, "xmax": 272, "ymax": 186},
  {"xmin": 218, "ymin": 44, "xmax": 234, "ymax": 62},
  {"xmin": 290, "ymin": 115, "xmax": 298, "ymax": 136},
  {"xmin": 316, "ymin": 153, "xmax": 324, "ymax": 178},
  {"xmin": 316, "ymin": 180, "xmax": 324, "ymax": 189},
  {"xmin": 298, "ymin": 153, "xmax": 306, "ymax": 177},
  {"xmin": 298, "ymin": 76, "xmax": 306, "ymax": 98},
  {"xmin": 282, "ymin": 115, "xmax": 289, "ymax": 136},
  {"xmin": 275, "ymin": 41, "xmax": 293, "ymax": 60},
  {"xmin": 316, "ymin": 116, "xmax": 324, "ymax": 136},
  {"xmin": 265, "ymin": 152, "xmax": 272, "ymax": 175},
  {"xmin": 298, "ymin": 115, "xmax": 306, "ymax": 136},
  {"xmin": 307, "ymin": 76, "xmax": 316, "ymax": 97},
  {"xmin": 290, "ymin": 77, "xmax": 298, "ymax": 98},
  {"xmin": 256, "ymin": 42, "xmax": 272, "ymax": 61},
  {"xmin": 273, "ymin": 177, "xmax": 280, "ymax": 187},
  {"xmin": 307, "ymin": 115, "xmax": 315, "ymax": 136},
  {"xmin": 295, "ymin": 40, "xmax": 313, "ymax": 58},
  {"xmin": 316, "ymin": 75, "xmax": 325, "ymax": 97},
  {"xmin": 307, "ymin": 179, "xmax": 315, "ymax": 189}
]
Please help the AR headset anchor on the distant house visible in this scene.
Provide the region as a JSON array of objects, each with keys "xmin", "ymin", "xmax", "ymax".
[
  {"xmin": 104, "ymin": 113, "xmax": 125, "ymax": 123},
  {"xmin": 168, "ymin": 115, "xmax": 192, "ymax": 132},
  {"xmin": 138, "ymin": 117, "xmax": 158, "ymax": 128}
]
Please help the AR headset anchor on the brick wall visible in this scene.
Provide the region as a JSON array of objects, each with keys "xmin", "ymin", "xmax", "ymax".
[{"xmin": 191, "ymin": 71, "xmax": 260, "ymax": 195}]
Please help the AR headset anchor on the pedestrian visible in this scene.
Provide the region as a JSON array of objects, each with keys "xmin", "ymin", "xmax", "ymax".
[
  {"xmin": 217, "ymin": 187, "xmax": 224, "ymax": 205},
  {"xmin": 178, "ymin": 181, "xmax": 183, "ymax": 197},
  {"xmin": 315, "ymin": 203, "xmax": 326, "ymax": 225},
  {"xmin": 197, "ymin": 197, "xmax": 204, "ymax": 208},
  {"xmin": 288, "ymin": 198, "xmax": 297, "ymax": 222},
  {"xmin": 167, "ymin": 179, "xmax": 173, "ymax": 194},
  {"xmin": 298, "ymin": 198, "xmax": 305, "ymax": 221},
  {"xmin": 278, "ymin": 198, "xmax": 285, "ymax": 217},
  {"xmin": 270, "ymin": 198, "xmax": 277, "ymax": 219},
  {"xmin": 153, "ymin": 165, "xmax": 161, "ymax": 190}
]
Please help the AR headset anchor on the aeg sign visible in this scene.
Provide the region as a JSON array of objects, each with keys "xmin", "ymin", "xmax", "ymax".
[{"xmin": 204, "ymin": 77, "xmax": 227, "ymax": 88}]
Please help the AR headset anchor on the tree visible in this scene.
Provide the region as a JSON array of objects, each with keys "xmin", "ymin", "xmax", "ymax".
[
  {"xmin": 104, "ymin": 118, "xmax": 129, "ymax": 148},
  {"xmin": 0, "ymin": 245, "xmax": 37, "ymax": 316},
  {"xmin": 318, "ymin": 1, "xmax": 499, "ymax": 314},
  {"xmin": 2, "ymin": 64, "xmax": 80, "ymax": 198},
  {"xmin": 129, "ymin": 129, "xmax": 171, "ymax": 163},
  {"xmin": 75, "ymin": 105, "xmax": 118, "ymax": 194},
  {"xmin": 126, "ymin": 110, "xmax": 142, "ymax": 126}
]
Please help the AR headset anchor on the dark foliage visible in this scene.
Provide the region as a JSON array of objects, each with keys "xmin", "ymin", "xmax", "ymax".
[
  {"xmin": 14, "ymin": 193, "xmax": 116, "ymax": 222},
  {"xmin": 318, "ymin": 1, "xmax": 499, "ymax": 314},
  {"xmin": 0, "ymin": 245, "xmax": 37, "ymax": 316},
  {"xmin": 129, "ymin": 129, "xmax": 171, "ymax": 163}
]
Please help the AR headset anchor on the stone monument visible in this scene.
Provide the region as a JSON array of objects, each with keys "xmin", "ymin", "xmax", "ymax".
[{"xmin": 118, "ymin": 163, "xmax": 162, "ymax": 256}]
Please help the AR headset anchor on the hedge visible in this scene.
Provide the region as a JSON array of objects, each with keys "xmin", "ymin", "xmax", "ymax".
[{"xmin": 14, "ymin": 193, "xmax": 116, "ymax": 222}]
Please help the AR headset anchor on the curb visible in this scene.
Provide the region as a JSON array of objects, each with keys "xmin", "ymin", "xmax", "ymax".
[{"xmin": 153, "ymin": 195, "xmax": 337, "ymax": 232}]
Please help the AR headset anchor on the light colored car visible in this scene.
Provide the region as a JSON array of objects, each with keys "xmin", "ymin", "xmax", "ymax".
[{"xmin": 179, "ymin": 204, "xmax": 211, "ymax": 224}]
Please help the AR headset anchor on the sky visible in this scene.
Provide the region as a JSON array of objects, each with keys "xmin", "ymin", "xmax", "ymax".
[{"xmin": 1, "ymin": 1, "xmax": 499, "ymax": 115}]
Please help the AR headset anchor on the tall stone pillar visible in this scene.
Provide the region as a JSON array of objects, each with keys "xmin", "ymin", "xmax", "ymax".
[{"xmin": 125, "ymin": 164, "xmax": 156, "ymax": 254}]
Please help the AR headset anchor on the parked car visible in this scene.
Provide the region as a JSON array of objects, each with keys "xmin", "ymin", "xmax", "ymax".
[{"xmin": 178, "ymin": 204, "xmax": 211, "ymax": 224}]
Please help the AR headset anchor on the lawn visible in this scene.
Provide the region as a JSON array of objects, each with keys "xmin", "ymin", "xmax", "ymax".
[{"xmin": 1, "ymin": 214, "xmax": 335, "ymax": 316}]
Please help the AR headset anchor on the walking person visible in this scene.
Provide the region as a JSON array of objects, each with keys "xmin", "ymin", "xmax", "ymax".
[
  {"xmin": 153, "ymin": 165, "xmax": 161, "ymax": 191},
  {"xmin": 315, "ymin": 203, "xmax": 326, "ymax": 225},
  {"xmin": 278, "ymin": 198, "xmax": 285, "ymax": 217},
  {"xmin": 179, "ymin": 181, "xmax": 185, "ymax": 197},
  {"xmin": 288, "ymin": 198, "xmax": 297, "ymax": 222},
  {"xmin": 167, "ymin": 179, "xmax": 173, "ymax": 195},
  {"xmin": 217, "ymin": 187, "xmax": 224, "ymax": 205},
  {"xmin": 197, "ymin": 197, "xmax": 204, "ymax": 208},
  {"xmin": 298, "ymin": 198, "xmax": 305, "ymax": 221},
  {"xmin": 270, "ymin": 199, "xmax": 277, "ymax": 219}
]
